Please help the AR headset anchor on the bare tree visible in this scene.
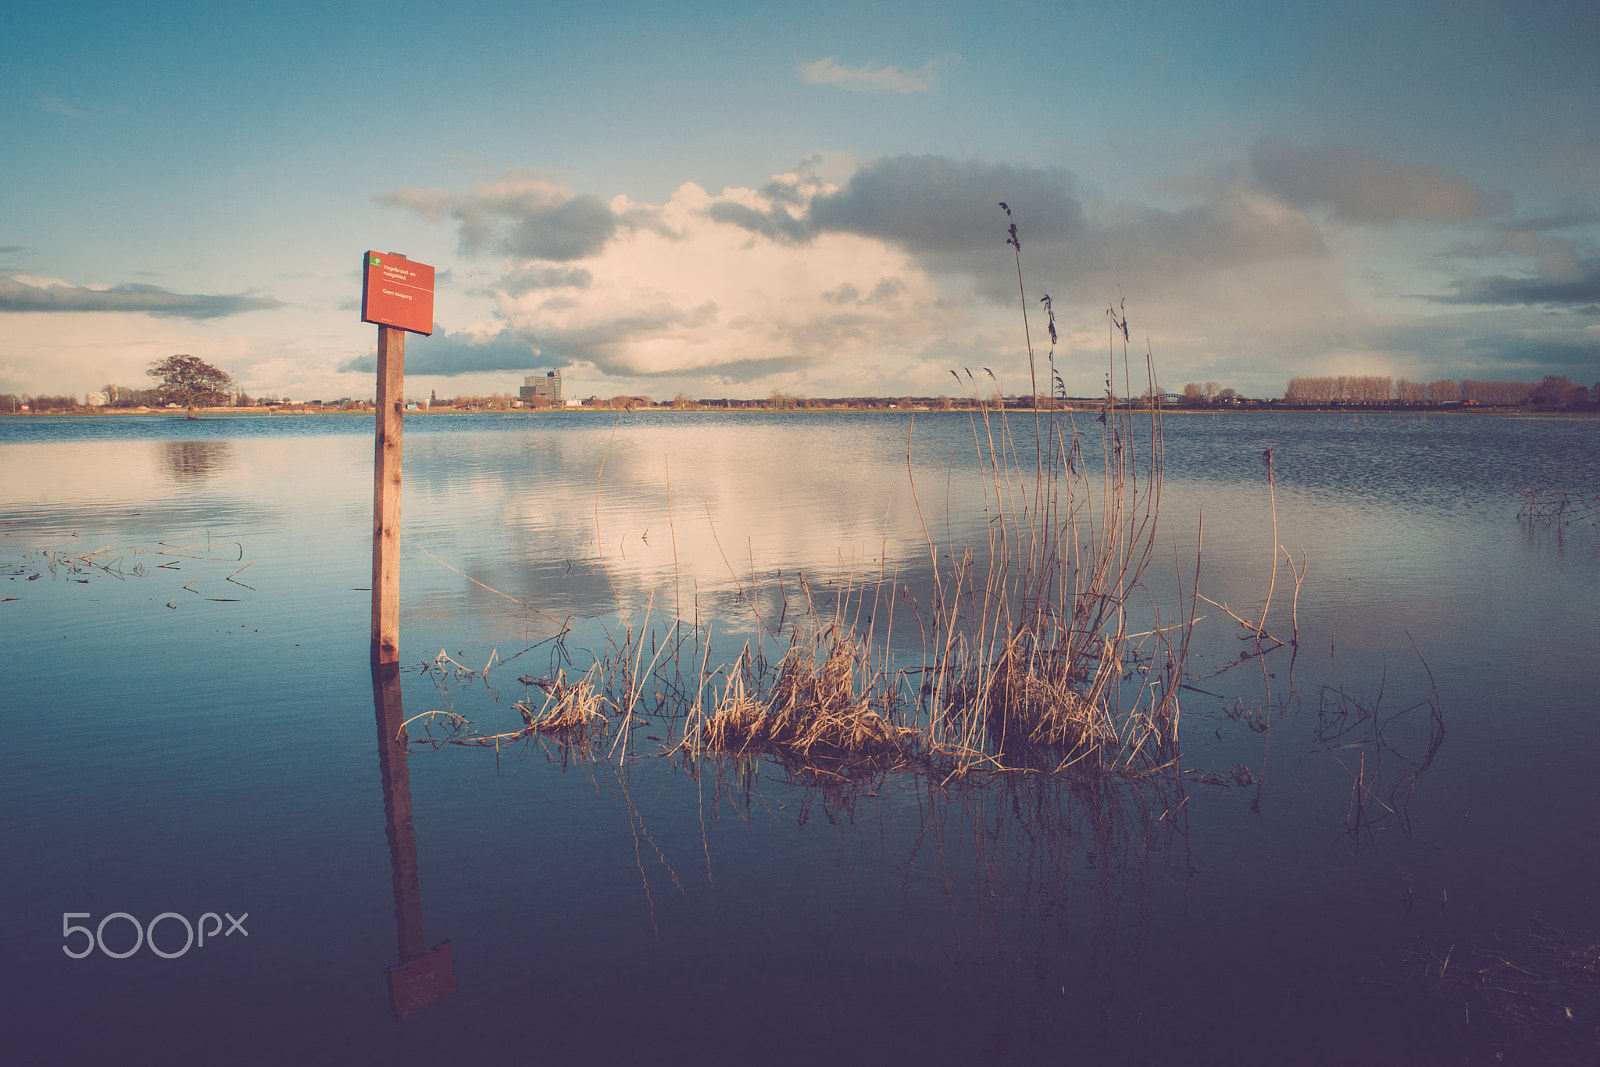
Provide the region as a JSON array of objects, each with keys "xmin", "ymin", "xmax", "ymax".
[
  {"xmin": 1462, "ymin": 379, "xmax": 1536, "ymax": 405},
  {"xmin": 1532, "ymin": 375, "xmax": 1580, "ymax": 407},
  {"xmin": 1395, "ymin": 378, "xmax": 1426, "ymax": 405}
]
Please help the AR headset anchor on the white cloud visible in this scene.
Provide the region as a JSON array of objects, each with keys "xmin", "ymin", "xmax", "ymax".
[
  {"xmin": 0, "ymin": 274, "xmax": 281, "ymax": 318},
  {"xmin": 376, "ymin": 171, "xmax": 624, "ymax": 260},
  {"xmin": 375, "ymin": 157, "xmax": 1349, "ymax": 398},
  {"xmin": 496, "ymin": 180, "xmax": 967, "ymax": 384},
  {"xmin": 12, "ymin": 147, "xmax": 1568, "ymax": 405},
  {"xmin": 799, "ymin": 55, "xmax": 959, "ymax": 94}
]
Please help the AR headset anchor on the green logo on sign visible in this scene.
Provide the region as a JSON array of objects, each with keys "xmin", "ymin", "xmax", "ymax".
[{"xmin": 369, "ymin": 254, "xmax": 380, "ymax": 266}]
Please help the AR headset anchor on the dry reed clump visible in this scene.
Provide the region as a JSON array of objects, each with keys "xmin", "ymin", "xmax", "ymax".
[
  {"xmin": 516, "ymin": 668, "xmax": 608, "ymax": 740},
  {"xmin": 698, "ymin": 625, "xmax": 916, "ymax": 760},
  {"xmin": 981, "ymin": 633, "xmax": 1121, "ymax": 753}
]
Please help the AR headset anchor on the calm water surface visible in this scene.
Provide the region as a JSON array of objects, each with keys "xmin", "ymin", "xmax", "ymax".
[{"xmin": 2, "ymin": 411, "xmax": 1597, "ymax": 1065}]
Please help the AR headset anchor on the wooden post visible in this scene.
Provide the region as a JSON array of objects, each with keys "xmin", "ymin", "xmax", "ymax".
[
  {"xmin": 372, "ymin": 318, "xmax": 405, "ymax": 665},
  {"xmin": 373, "ymin": 661, "xmax": 455, "ymax": 1019},
  {"xmin": 373, "ymin": 663, "xmax": 425, "ymax": 961}
]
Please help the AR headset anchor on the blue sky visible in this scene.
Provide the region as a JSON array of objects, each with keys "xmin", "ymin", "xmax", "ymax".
[{"xmin": 3, "ymin": 0, "xmax": 1597, "ymax": 401}]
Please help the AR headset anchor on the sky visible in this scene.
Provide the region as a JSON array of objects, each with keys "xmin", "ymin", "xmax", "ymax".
[{"xmin": 2, "ymin": 0, "xmax": 1597, "ymax": 403}]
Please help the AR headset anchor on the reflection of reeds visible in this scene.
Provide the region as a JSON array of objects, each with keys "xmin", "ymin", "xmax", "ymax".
[
  {"xmin": 1311, "ymin": 640, "xmax": 1444, "ymax": 845},
  {"xmin": 1197, "ymin": 448, "xmax": 1304, "ymax": 653},
  {"xmin": 682, "ymin": 743, "xmax": 1187, "ymax": 991},
  {"xmin": 1518, "ymin": 487, "xmax": 1600, "ymax": 527}
]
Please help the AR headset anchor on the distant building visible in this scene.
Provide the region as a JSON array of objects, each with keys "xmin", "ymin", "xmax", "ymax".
[{"xmin": 520, "ymin": 370, "xmax": 562, "ymax": 406}]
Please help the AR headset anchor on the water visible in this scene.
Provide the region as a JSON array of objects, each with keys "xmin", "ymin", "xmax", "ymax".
[{"xmin": 3, "ymin": 411, "xmax": 1597, "ymax": 1064}]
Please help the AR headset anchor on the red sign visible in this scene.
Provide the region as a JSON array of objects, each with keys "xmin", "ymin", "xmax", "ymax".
[{"xmin": 361, "ymin": 251, "xmax": 435, "ymax": 335}]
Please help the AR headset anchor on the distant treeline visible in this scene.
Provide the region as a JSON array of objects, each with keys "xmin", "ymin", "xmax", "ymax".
[
  {"xmin": 0, "ymin": 385, "xmax": 278, "ymax": 412},
  {"xmin": 7, "ymin": 374, "xmax": 1598, "ymax": 416},
  {"xmin": 1, "ymin": 393, "xmax": 82, "ymax": 412},
  {"xmin": 1282, "ymin": 375, "xmax": 1592, "ymax": 407}
]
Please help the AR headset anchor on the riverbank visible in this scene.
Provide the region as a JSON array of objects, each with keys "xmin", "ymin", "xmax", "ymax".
[{"xmin": 4, "ymin": 404, "xmax": 1596, "ymax": 420}]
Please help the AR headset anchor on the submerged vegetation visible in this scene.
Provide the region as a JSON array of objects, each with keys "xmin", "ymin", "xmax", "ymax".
[{"xmin": 1518, "ymin": 486, "xmax": 1600, "ymax": 527}]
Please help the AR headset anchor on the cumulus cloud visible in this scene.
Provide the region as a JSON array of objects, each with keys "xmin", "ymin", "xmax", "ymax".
[
  {"xmin": 799, "ymin": 55, "xmax": 959, "ymax": 94},
  {"xmin": 0, "ymin": 275, "xmax": 282, "ymax": 318},
  {"xmin": 339, "ymin": 327, "xmax": 540, "ymax": 376},
  {"xmin": 703, "ymin": 155, "xmax": 1323, "ymax": 301},
  {"xmin": 477, "ymin": 178, "xmax": 969, "ymax": 382},
  {"xmin": 808, "ymin": 156, "xmax": 1082, "ymax": 257},
  {"xmin": 1251, "ymin": 135, "xmax": 1511, "ymax": 224},
  {"xmin": 385, "ymin": 154, "xmax": 1346, "ymax": 394},
  {"xmin": 1074, "ymin": 191, "xmax": 1327, "ymax": 280},
  {"xmin": 502, "ymin": 265, "xmax": 593, "ymax": 293},
  {"xmin": 377, "ymin": 171, "xmax": 624, "ymax": 260},
  {"xmin": 704, "ymin": 199, "xmax": 813, "ymax": 244}
]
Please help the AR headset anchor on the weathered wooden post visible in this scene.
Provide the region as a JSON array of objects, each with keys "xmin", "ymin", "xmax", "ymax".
[
  {"xmin": 361, "ymin": 251, "xmax": 435, "ymax": 666},
  {"xmin": 372, "ymin": 321, "xmax": 405, "ymax": 664}
]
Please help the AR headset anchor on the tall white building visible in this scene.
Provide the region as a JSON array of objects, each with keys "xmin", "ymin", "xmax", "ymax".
[{"xmin": 520, "ymin": 370, "xmax": 562, "ymax": 405}]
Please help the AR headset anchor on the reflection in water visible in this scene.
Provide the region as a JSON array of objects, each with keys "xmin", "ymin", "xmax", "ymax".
[
  {"xmin": 372, "ymin": 662, "xmax": 456, "ymax": 1020},
  {"xmin": 158, "ymin": 439, "xmax": 235, "ymax": 482},
  {"xmin": 1516, "ymin": 486, "xmax": 1600, "ymax": 528},
  {"xmin": 1311, "ymin": 673, "xmax": 1445, "ymax": 847},
  {"xmin": 642, "ymin": 746, "xmax": 1184, "ymax": 1053}
]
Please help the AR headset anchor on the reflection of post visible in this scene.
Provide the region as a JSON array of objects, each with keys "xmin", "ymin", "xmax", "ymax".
[
  {"xmin": 372, "ymin": 662, "xmax": 455, "ymax": 1020},
  {"xmin": 372, "ymin": 319, "xmax": 405, "ymax": 666}
]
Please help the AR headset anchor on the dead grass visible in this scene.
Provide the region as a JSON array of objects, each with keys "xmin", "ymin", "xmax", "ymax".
[
  {"xmin": 695, "ymin": 624, "xmax": 917, "ymax": 760},
  {"xmin": 517, "ymin": 667, "xmax": 608, "ymax": 740}
]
